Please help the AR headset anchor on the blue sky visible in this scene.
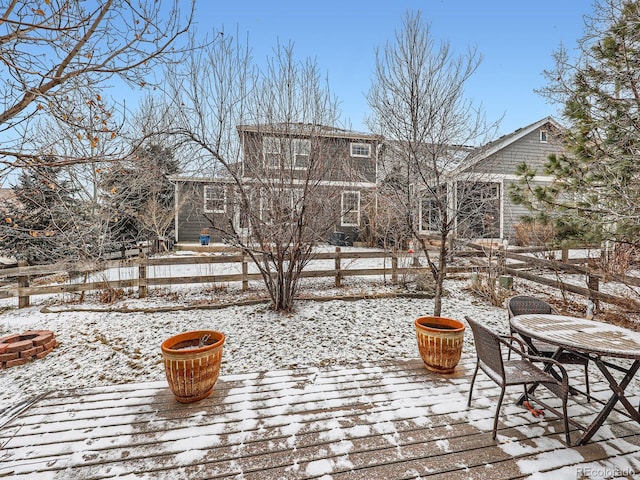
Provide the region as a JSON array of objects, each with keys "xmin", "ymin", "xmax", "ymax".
[{"xmin": 199, "ymin": 0, "xmax": 593, "ymax": 137}]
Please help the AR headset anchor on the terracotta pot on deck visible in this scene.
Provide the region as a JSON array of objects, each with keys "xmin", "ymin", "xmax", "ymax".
[
  {"xmin": 415, "ymin": 316, "xmax": 465, "ymax": 374},
  {"xmin": 161, "ymin": 330, "xmax": 225, "ymax": 403}
]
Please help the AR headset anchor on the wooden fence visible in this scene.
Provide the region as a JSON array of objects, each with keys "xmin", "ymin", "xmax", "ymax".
[
  {"xmin": 2, "ymin": 244, "xmax": 639, "ymax": 310},
  {"xmin": 0, "ymin": 249, "xmax": 452, "ymax": 307}
]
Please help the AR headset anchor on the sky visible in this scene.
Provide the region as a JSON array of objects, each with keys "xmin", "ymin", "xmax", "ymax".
[{"xmin": 199, "ymin": 0, "xmax": 594, "ymax": 138}]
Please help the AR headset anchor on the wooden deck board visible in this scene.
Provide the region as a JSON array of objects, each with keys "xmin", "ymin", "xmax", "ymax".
[{"xmin": 1, "ymin": 355, "xmax": 639, "ymax": 479}]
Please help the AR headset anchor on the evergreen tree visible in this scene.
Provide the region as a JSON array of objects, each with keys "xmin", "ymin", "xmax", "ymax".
[
  {"xmin": 0, "ymin": 164, "xmax": 97, "ymax": 263},
  {"xmin": 511, "ymin": 0, "xmax": 640, "ymax": 246},
  {"xmin": 101, "ymin": 144, "xmax": 179, "ymax": 244}
]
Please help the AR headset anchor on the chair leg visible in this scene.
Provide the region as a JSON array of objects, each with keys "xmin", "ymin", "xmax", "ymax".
[
  {"xmin": 562, "ymin": 397, "xmax": 571, "ymax": 445},
  {"xmin": 468, "ymin": 362, "xmax": 480, "ymax": 407},
  {"xmin": 584, "ymin": 364, "xmax": 590, "ymax": 400},
  {"xmin": 493, "ymin": 387, "xmax": 506, "ymax": 440},
  {"xmin": 507, "ymin": 327, "xmax": 514, "ymax": 360}
]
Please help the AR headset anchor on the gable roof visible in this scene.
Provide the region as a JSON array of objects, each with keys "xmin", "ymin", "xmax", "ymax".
[
  {"xmin": 237, "ymin": 123, "xmax": 382, "ymax": 142},
  {"xmin": 453, "ymin": 116, "xmax": 564, "ymax": 174}
]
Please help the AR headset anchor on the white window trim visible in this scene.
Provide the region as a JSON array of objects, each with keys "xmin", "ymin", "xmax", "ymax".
[
  {"xmin": 341, "ymin": 190, "xmax": 360, "ymax": 227},
  {"xmin": 263, "ymin": 137, "xmax": 311, "ymax": 170},
  {"xmin": 263, "ymin": 136, "xmax": 282, "ymax": 169},
  {"xmin": 540, "ymin": 130, "xmax": 548, "ymax": 143},
  {"xmin": 350, "ymin": 142, "xmax": 371, "ymax": 158},
  {"xmin": 291, "ymin": 138, "xmax": 311, "ymax": 170},
  {"xmin": 419, "ymin": 197, "xmax": 439, "ymax": 233},
  {"xmin": 204, "ymin": 185, "xmax": 226, "ymax": 214},
  {"xmin": 259, "ymin": 190, "xmax": 272, "ymax": 221}
]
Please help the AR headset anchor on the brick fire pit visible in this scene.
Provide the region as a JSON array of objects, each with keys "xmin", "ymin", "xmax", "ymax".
[{"xmin": 0, "ymin": 330, "xmax": 57, "ymax": 368}]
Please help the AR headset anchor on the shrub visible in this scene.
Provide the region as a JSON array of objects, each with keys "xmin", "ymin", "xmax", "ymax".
[{"xmin": 514, "ymin": 221, "xmax": 556, "ymax": 246}]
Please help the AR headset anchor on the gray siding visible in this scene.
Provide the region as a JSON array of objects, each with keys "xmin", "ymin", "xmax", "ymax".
[
  {"xmin": 175, "ymin": 182, "xmax": 235, "ymax": 243},
  {"xmin": 455, "ymin": 121, "xmax": 565, "ymax": 241},
  {"xmin": 465, "ymin": 128, "xmax": 563, "ymax": 176}
]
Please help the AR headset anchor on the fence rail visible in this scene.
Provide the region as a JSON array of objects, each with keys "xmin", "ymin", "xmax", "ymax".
[
  {"xmin": 0, "ymin": 248, "xmax": 489, "ymax": 307},
  {"xmin": 2, "ymin": 244, "xmax": 638, "ymax": 310}
]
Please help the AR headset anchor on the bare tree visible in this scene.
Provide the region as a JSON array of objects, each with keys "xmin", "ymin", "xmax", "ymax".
[
  {"xmin": 163, "ymin": 34, "xmax": 351, "ymax": 311},
  {"xmin": 0, "ymin": 0, "xmax": 194, "ymax": 176},
  {"xmin": 367, "ymin": 11, "xmax": 498, "ymax": 316}
]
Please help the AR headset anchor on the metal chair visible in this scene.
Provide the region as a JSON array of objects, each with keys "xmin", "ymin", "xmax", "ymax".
[
  {"xmin": 507, "ymin": 295, "xmax": 590, "ymax": 396},
  {"xmin": 465, "ymin": 316, "xmax": 571, "ymax": 444}
]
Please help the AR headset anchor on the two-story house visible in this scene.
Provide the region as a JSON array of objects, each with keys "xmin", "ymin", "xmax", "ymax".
[
  {"xmin": 171, "ymin": 124, "xmax": 382, "ymax": 245},
  {"xmin": 172, "ymin": 117, "xmax": 563, "ymax": 246}
]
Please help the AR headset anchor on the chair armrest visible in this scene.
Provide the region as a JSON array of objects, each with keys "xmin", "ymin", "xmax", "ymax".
[
  {"xmin": 501, "ymin": 336, "xmax": 570, "ymax": 384},
  {"xmin": 500, "ymin": 334, "xmax": 527, "ymax": 352}
]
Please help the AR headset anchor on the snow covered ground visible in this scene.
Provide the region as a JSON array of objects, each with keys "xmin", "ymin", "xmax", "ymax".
[
  {"xmin": 0, "ymin": 258, "xmax": 509, "ymax": 413},
  {"xmin": 0, "ymin": 246, "xmax": 635, "ymax": 413}
]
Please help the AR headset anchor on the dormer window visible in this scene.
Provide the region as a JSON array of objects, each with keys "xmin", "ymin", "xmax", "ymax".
[
  {"xmin": 540, "ymin": 130, "xmax": 548, "ymax": 143},
  {"xmin": 350, "ymin": 143, "xmax": 371, "ymax": 157}
]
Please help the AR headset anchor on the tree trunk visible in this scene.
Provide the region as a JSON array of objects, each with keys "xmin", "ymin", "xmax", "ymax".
[{"xmin": 433, "ymin": 230, "xmax": 449, "ymax": 317}]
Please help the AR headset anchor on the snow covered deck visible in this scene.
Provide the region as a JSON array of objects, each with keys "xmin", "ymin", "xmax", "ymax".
[{"xmin": 1, "ymin": 355, "xmax": 640, "ymax": 479}]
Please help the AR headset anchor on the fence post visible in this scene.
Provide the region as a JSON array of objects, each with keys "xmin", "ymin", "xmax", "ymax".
[
  {"xmin": 562, "ymin": 246, "xmax": 569, "ymax": 263},
  {"xmin": 242, "ymin": 255, "xmax": 249, "ymax": 291},
  {"xmin": 391, "ymin": 247, "xmax": 398, "ymax": 283},
  {"xmin": 17, "ymin": 260, "xmax": 30, "ymax": 308},
  {"xmin": 334, "ymin": 247, "xmax": 341, "ymax": 287},
  {"xmin": 138, "ymin": 254, "xmax": 147, "ymax": 299},
  {"xmin": 587, "ymin": 274, "xmax": 600, "ymax": 309}
]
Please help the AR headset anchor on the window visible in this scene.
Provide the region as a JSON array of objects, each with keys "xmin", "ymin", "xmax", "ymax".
[
  {"xmin": 259, "ymin": 188, "xmax": 303, "ymax": 224},
  {"xmin": 341, "ymin": 191, "xmax": 360, "ymax": 226},
  {"xmin": 540, "ymin": 130, "xmax": 547, "ymax": 143},
  {"xmin": 283, "ymin": 188, "xmax": 303, "ymax": 219},
  {"xmin": 292, "ymin": 139, "xmax": 310, "ymax": 169},
  {"xmin": 456, "ymin": 181, "xmax": 500, "ymax": 238},
  {"xmin": 204, "ymin": 185, "xmax": 226, "ymax": 213},
  {"xmin": 420, "ymin": 198, "xmax": 441, "ymax": 232},
  {"xmin": 263, "ymin": 136, "xmax": 282, "ymax": 168},
  {"xmin": 263, "ymin": 137, "xmax": 311, "ymax": 169},
  {"xmin": 350, "ymin": 143, "xmax": 371, "ymax": 157},
  {"xmin": 260, "ymin": 194, "xmax": 273, "ymax": 222}
]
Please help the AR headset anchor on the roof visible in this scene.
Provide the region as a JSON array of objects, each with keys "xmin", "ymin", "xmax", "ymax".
[
  {"xmin": 453, "ymin": 116, "xmax": 564, "ymax": 174},
  {"xmin": 236, "ymin": 123, "xmax": 382, "ymax": 141},
  {"xmin": 0, "ymin": 188, "xmax": 16, "ymax": 202}
]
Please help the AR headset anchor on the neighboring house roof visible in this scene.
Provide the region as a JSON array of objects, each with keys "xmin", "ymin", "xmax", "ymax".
[
  {"xmin": 237, "ymin": 123, "xmax": 382, "ymax": 141},
  {"xmin": 453, "ymin": 116, "xmax": 564, "ymax": 174},
  {"xmin": 0, "ymin": 188, "xmax": 16, "ymax": 202},
  {"xmin": 380, "ymin": 140, "xmax": 476, "ymax": 176},
  {"xmin": 0, "ymin": 189, "xmax": 18, "ymax": 266},
  {"xmin": 0, "ymin": 188, "xmax": 20, "ymax": 210},
  {"xmin": 168, "ymin": 175, "xmax": 236, "ymax": 183}
]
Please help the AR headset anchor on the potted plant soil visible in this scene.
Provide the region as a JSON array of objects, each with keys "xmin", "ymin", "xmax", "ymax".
[
  {"xmin": 161, "ymin": 330, "xmax": 225, "ymax": 403},
  {"xmin": 415, "ymin": 316, "xmax": 465, "ymax": 373}
]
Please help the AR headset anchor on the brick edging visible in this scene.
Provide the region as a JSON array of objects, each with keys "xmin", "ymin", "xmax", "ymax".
[{"xmin": 0, "ymin": 330, "xmax": 57, "ymax": 368}]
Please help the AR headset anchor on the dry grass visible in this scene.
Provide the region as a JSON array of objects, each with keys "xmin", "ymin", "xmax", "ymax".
[{"xmin": 514, "ymin": 221, "xmax": 556, "ymax": 246}]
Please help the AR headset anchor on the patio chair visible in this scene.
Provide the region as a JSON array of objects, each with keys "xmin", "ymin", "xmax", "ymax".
[
  {"xmin": 507, "ymin": 295, "xmax": 590, "ymax": 396},
  {"xmin": 465, "ymin": 316, "xmax": 571, "ymax": 444}
]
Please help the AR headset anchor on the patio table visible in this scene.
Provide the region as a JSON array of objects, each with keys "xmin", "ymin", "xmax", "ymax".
[{"xmin": 510, "ymin": 313, "xmax": 640, "ymax": 445}]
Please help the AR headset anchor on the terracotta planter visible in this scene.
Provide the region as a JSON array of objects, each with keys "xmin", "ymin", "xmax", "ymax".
[
  {"xmin": 415, "ymin": 316, "xmax": 465, "ymax": 374},
  {"xmin": 161, "ymin": 330, "xmax": 225, "ymax": 403}
]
